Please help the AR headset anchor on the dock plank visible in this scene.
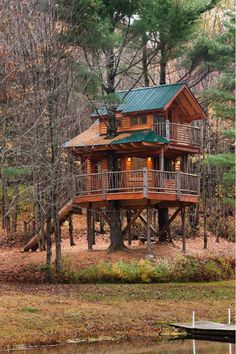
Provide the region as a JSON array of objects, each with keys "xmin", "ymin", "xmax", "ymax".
[{"xmin": 171, "ymin": 321, "xmax": 236, "ymax": 332}]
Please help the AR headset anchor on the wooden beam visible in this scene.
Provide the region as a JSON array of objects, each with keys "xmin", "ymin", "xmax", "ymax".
[
  {"xmin": 146, "ymin": 203, "xmax": 152, "ymax": 256},
  {"xmin": 138, "ymin": 214, "xmax": 157, "ymax": 238},
  {"xmin": 159, "ymin": 207, "xmax": 182, "ymax": 238},
  {"xmin": 130, "ymin": 143, "xmax": 141, "ymax": 149},
  {"xmin": 100, "ymin": 211, "xmax": 111, "ymax": 226},
  {"xmin": 142, "ymin": 142, "xmax": 159, "ymax": 147},
  {"xmin": 87, "ymin": 203, "xmax": 93, "ymax": 250},
  {"xmin": 126, "ymin": 210, "xmax": 132, "ymax": 245},
  {"xmin": 122, "ymin": 206, "xmax": 145, "ymax": 236},
  {"xmin": 160, "ymin": 147, "xmax": 164, "ymax": 170},
  {"xmin": 181, "ymin": 207, "xmax": 186, "ymax": 252}
]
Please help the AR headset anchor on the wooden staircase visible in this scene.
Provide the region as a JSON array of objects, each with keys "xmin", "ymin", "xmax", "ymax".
[{"xmin": 23, "ymin": 176, "xmax": 81, "ymax": 252}]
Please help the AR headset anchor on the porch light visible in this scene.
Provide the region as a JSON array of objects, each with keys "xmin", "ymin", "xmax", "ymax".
[
  {"xmin": 127, "ymin": 157, "xmax": 132, "ymax": 162},
  {"xmin": 147, "ymin": 157, "xmax": 152, "ymax": 161}
]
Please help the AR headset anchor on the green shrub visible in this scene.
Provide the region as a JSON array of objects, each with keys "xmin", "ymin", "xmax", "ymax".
[{"xmin": 59, "ymin": 254, "xmax": 234, "ymax": 284}]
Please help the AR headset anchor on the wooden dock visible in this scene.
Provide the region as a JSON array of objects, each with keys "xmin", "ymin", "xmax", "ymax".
[{"xmin": 170, "ymin": 321, "xmax": 236, "ymax": 342}]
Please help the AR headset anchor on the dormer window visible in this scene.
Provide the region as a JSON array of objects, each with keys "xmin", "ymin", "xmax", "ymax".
[
  {"xmin": 153, "ymin": 114, "xmax": 165, "ymax": 124},
  {"xmin": 131, "ymin": 116, "xmax": 147, "ymax": 126}
]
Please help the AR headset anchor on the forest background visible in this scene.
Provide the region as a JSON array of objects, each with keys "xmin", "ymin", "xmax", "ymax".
[{"xmin": 0, "ymin": 0, "xmax": 234, "ymax": 272}]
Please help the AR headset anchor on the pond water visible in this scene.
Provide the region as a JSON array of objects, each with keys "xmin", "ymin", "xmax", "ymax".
[{"xmin": 10, "ymin": 339, "xmax": 235, "ymax": 354}]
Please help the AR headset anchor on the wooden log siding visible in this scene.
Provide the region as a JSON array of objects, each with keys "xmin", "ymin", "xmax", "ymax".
[
  {"xmin": 99, "ymin": 119, "xmax": 107, "ymax": 135},
  {"xmin": 76, "ymin": 169, "xmax": 199, "ymax": 199}
]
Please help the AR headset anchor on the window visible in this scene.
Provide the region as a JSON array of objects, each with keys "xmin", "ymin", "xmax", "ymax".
[
  {"xmin": 153, "ymin": 114, "xmax": 165, "ymax": 124},
  {"xmin": 131, "ymin": 116, "xmax": 147, "ymax": 126},
  {"xmin": 140, "ymin": 116, "xmax": 147, "ymax": 124},
  {"xmin": 131, "ymin": 117, "xmax": 138, "ymax": 125}
]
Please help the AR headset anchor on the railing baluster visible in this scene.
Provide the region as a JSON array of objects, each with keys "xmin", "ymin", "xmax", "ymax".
[{"xmin": 143, "ymin": 168, "xmax": 148, "ymax": 197}]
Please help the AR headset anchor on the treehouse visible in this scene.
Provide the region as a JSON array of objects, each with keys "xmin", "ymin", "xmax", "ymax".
[
  {"xmin": 65, "ymin": 83, "xmax": 204, "ymax": 207},
  {"xmin": 24, "ymin": 83, "xmax": 205, "ymax": 252}
]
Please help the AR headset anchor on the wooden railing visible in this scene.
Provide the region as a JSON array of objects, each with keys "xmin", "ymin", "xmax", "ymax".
[
  {"xmin": 75, "ymin": 169, "xmax": 199, "ymax": 199},
  {"xmin": 152, "ymin": 121, "xmax": 201, "ymax": 146}
]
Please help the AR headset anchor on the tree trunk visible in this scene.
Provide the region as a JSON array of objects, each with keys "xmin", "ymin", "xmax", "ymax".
[
  {"xmin": 107, "ymin": 150, "xmax": 125, "ymax": 251},
  {"xmin": 11, "ymin": 182, "xmax": 19, "ymax": 233},
  {"xmin": 68, "ymin": 214, "xmax": 75, "ymax": 246},
  {"xmin": 2, "ymin": 178, "xmax": 9, "ymax": 229},
  {"xmin": 188, "ymin": 205, "xmax": 199, "ymax": 235},
  {"xmin": 142, "ymin": 36, "xmax": 149, "ymax": 87},
  {"xmin": 158, "ymin": 208, "xmax": 170, "ymax": 242},
  {"xmin": 160, "ymin": 43, "xmax": 167, "ymax": 85},
  {"xmin": 54, "ymin": 209, "xmax": 62, "ymax": 272},
  {"xmin": 109, "ymin": 200, "xmax": 126, "ymax": 252},
  {"xmin": 46, "ymin": 205, "xmax": 52, "ymax": 281}
]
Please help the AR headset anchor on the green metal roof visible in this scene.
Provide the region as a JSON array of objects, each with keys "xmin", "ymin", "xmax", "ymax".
[
  {"xmin": 92, "ymin": 83, "xmax": 184, "ymax": 117},
  {"xmin": 111, "ymin": 130, "xmax": 169, "ymax": 145}
]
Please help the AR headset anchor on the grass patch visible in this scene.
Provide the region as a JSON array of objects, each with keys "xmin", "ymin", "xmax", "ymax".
[
  {"xmin": 21, "ymin": 307, "xmax": 39, "ymax": 313},
  {"xmin": 0, "ymin": 281, "xmax": 234, "ymax": 349},
  {"xmin": 60, "ymin": 255, "xmax": 234, "ymax": 284}
]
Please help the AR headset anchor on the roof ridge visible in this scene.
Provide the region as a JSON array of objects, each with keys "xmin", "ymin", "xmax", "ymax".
[{"xmin": 116, "ymin": 82, "xmax": 185, "ymax": 94}]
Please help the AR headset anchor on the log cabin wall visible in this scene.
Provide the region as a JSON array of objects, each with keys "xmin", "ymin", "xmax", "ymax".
[
  {"xmin": 99, "ymin": 119, "xmax": 107, "ymax": 135},
  {"xmin": 98, "ymin": 112, "xmax": 167, "ymax": 135},
  {"xmin": 101, "ymin": 158, "xmax": 108, "ymax": 172}
]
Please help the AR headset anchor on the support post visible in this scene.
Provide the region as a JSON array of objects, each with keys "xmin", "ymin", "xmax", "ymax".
[
  {"xmin": 102, "ymin": 172, "xmax": 106, "ymax": 200},
  {"xmin": 92, "ymin": 209, "xmax": 95, "ymax": 245},
  {"xmin": 146, "ymin": 203, "xmax": 153, "ymax": 258},
  {"xmin": 166, "ymin": 119, "xmax": 170, "ymax": 140},
  {"xmin": 160, "ymin": 147, "xmax": 164, "ymax": 171},
  {"xmin": 100, "ymin": 208, "xmax": 105, "ymax": 234},
  {"xmin": 181, "ymin": 207, "xmax": 186, "ymax": 252},
  {"xmin": 127, "ymin": 210, "xmax": 132, "ymax": 245},
  {"xmin": 87, "ymin": 203, "xmax": 93, "ymax": 250},
  {"xmin": 192, "ymin": 311, "xmax": 195, "ymax": 328},
  {"xmin": 68, "ymin": 214, "xmax": 75, "ymax": 246},
  {"xmin": 228, "ymin": 308, "xmax": 231, "ymax": 325}
]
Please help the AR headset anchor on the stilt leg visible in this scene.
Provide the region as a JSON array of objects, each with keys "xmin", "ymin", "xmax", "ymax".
[
  {"xmin": 127, "ymin": 210, "xmax": 132, "ymax": 245},
  {"xmin": 181, "ymin": 207, "xmax": 186, "ymax": 252},
  {"xmin": 92, "ymin": 209, "xmax": 95, "ymax": 245},
  {"xmin": 147, "ymin": 203, "xmax": 153, "ymax": 258},
  {"xmin": 87, "ymin": 203, "xmax": 93, "ymax": 250}
]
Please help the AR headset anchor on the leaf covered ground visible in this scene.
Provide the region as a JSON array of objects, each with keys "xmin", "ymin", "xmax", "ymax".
[{"xmin": 0, "ymin": 281, "xmax": 234, "ymax": 350}]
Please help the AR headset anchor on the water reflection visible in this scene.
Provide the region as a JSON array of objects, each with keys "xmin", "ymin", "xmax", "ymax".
[{"xmin": 8, "ymin": 339, "xmax": 236, "ymax": 354}]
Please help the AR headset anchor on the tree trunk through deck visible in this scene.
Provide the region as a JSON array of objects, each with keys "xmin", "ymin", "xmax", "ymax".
[
  {"xmin": 158, "ymin": 208, "xmax": 170, "ymax": 242},
  {"xmin": 109, "ymin": 200, "xmax": 126, "ymax": 252},
  {"xmin": 107, "ymin": 150, "xmax": 126, "ymax": 252}
]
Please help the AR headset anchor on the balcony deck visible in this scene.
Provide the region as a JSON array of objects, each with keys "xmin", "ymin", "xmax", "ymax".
[
  {"xmin": 152, "ymin": 122, "xmax": 201, "ymax": 147},
  {"xmin": 73, "ymin": 169, "xmax": 200, "ymax": 208}
]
